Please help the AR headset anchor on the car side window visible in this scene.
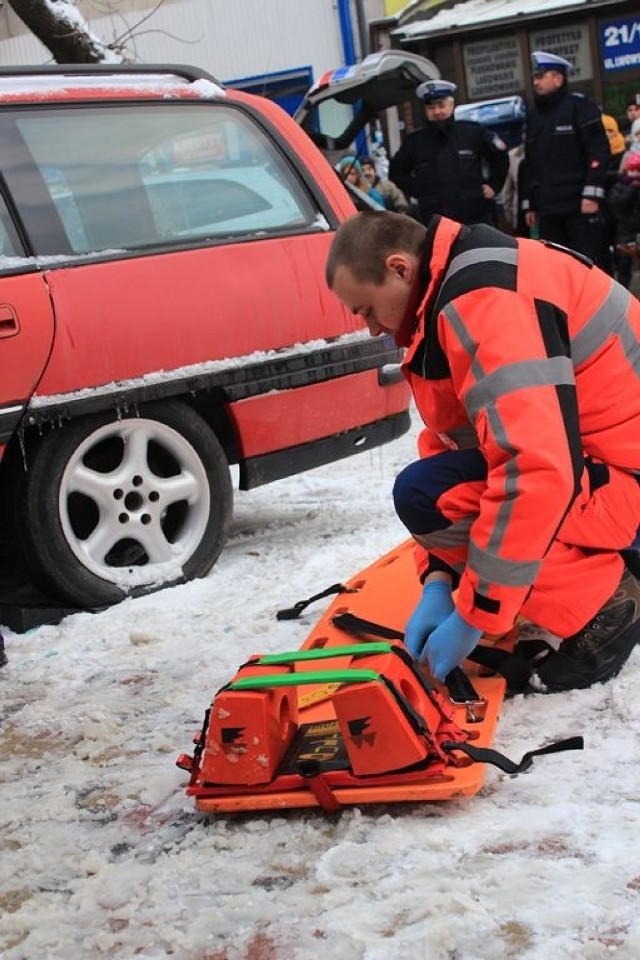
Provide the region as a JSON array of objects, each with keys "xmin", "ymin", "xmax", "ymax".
[
  {"xmin": 13, "ymin": 103, "xmax": 317, "ymax": 255},
  {"xmin": 40, "ymin": 166, "xmax": 89, "ymax": 252},
  {"xmin": 140, "ymin": 115, "xmax": 312, "ymax": 240},
  {"xmin": 305, "ymin": 98, "xmax": 361, "ymax": 141}
]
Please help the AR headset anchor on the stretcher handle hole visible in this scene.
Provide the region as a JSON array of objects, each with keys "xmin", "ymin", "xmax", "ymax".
[{"xmin": 277, "ymin": 690, "xmax": 293, "ymax": 736}]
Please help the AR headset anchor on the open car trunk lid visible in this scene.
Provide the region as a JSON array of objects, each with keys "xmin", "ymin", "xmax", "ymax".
[{"xmin": 294, "ymin": 50, "xmax": 440, "ymax": 153}]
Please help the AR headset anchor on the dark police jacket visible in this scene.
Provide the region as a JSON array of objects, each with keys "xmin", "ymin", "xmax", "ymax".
[
  {"xmin": 521, "ymin": 85, "xmax": 609, "ymax": 216},
  {"xmin": 389, "ymin": 117, "xmax": 508, "ymax": 225}
]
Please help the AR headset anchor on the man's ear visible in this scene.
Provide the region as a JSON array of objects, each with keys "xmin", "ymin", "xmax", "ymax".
[{"xmin": 385, "ymin": 252, "xmax": 416, "ymax": 284}]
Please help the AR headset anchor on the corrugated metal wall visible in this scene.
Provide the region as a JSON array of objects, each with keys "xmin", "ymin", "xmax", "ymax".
[{"xmin": 0, "ymin": 0, "xmax": 347, "ymax": 86}]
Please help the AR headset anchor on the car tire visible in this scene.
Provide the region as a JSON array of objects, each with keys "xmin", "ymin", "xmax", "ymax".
[{"xmin": 16, "ymin": 400, "xmax": 233, "ymax": 608}]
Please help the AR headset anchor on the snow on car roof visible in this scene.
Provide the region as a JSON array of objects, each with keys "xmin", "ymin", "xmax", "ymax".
[{"xmin": 0, "ymin": 73, "xmax": 226, "ymax": 102}]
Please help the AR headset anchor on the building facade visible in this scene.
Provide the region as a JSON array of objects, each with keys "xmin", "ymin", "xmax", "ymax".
[
  {"xmin": 0, "ymin": 0, "xmax": 385, "ymax": 113},
  {"xmin": 373, "ymin": 0, "xmax": 640, "ymax": 125}
]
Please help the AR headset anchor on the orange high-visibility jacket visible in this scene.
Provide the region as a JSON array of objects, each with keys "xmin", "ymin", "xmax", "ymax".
[{"xmin": 402, "ymin": 216, "xmax": 640, "ymax": 635}]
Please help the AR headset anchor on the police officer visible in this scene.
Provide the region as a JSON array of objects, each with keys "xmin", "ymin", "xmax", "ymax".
[
  {"xmin": 521, "ymin": 50, "xmax": 610, "ymax": 260},
  {"xmin": 389, "ymin": 80, "xmax": 508, "ymax": 226}
]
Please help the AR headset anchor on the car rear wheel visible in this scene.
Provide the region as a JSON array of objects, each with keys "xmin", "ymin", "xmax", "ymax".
[{"xmin": 17, "ymin": 400, "xmax": 233, "ymax": 608}]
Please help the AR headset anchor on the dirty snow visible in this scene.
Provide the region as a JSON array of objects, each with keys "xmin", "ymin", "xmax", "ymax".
[{"xmin": 2, "ymin": 408, "xmax": 640, "ymax": 960}]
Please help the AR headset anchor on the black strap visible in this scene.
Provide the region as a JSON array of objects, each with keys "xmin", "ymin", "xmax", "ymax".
[
  {"xmin": 445, "ymin": 666, "xmax": 483, "ymax": 704},
  {"xmin": 331, "ymin": 611, "xmax": 404, "ymax": 641},
  {"xmin": 285, "ymin": 609, "xmax": 585, "ymax": 780},
  {"xmin": 442, "ymin": 736, "xmax": 584, "ymax": 776},
  {"xmin": 190, "ymin": 707, "xmax": 211, "ymax": 784},
  {"xmin": 276, "ymin": 583, "xmax": 356, "ymax": 620},
  {"xmin": 465, "ymin": 645, "xmax": 534, "ymax": 694},
  {"xmin": 466, "ymin": 638, "xmax": 558, "ymax": 694},
  {"xmin": 330, "ymin": 611, "xmax": 554, "ymax": 697}
]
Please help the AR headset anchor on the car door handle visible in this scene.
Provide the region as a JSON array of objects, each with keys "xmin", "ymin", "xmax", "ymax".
[
  {"xmin": 378, "ymin": 362, "xmax": 403, "ymax": 386},
  {"xmin": 0, "ymin": 305, "xmax": 19, "ymax": 339}
]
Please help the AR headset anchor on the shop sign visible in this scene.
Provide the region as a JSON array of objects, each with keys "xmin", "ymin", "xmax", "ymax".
[
  {"xmin": 463, "ymin": 36, "xmax": 524, "ymax": 99},
  {"xmin": 600, "ymin": 15, "xmax": 640, "ymax": 72},
  {"xmin": 529, "ymin": 23, "xmax": 593, "ymax": 81}
]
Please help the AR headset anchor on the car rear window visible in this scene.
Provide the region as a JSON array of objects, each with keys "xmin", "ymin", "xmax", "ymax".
[{"xmin": 6, "ymin": 102, "xmax": 317, "ymax": 255}]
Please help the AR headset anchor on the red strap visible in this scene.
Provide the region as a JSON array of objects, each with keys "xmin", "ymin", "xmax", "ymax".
[{"xmin": 300, "ymin": 767, "xmax": 342, "ymax": 813}]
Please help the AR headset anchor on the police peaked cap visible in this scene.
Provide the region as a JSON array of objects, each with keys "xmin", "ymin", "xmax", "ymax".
[
  {"xmin": 416, "ymin": 80, "xmax": 457, "ymax": 103},
  {"xmin": 531, "ymin": 50, "xmax": 573, "ymax": 74}
]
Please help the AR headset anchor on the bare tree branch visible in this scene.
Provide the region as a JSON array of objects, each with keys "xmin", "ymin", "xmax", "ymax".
[{"xmin": 6, "ymin": 0, "xmax": 124, "ymax": 63}]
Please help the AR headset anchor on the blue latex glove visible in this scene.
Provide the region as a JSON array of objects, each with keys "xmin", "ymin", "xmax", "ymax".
[
  {"xmin": 404, "ymin": 579, "xmax": 454, "ymax": 659},
  {"xmin": 423, "ymin": 609, "xmax": 483, "ymax": 682}
]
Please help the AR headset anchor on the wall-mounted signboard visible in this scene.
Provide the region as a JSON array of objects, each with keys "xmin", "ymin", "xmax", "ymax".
[
  {"xmin": 600, "ymin": 15, "xmax": 640, "ymax": 72},
  {"xmin": 529, "ymin": 23, "xmax": 593, "ymax": 81},
  {"xmin": 463, "ymin": 36, "xmax": 524, "ymax": 99}
]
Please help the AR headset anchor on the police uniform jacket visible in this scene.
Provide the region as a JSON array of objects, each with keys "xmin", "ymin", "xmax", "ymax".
[
  {"xmin": 399, "ymin": 216, "xmax": 640, "ymax": 638},
  {"xmin": 389, "ymin": 117, "xmax": 508, "ymax": 225},
  {"xmin": 521, "ymin": 85, "xmax": 609, "ymax": 216}
]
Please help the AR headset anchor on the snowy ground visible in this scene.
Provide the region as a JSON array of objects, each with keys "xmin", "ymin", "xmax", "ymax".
[{"xmin": 2, "ymin": 408, "xmax": 640, "ymax": 960}]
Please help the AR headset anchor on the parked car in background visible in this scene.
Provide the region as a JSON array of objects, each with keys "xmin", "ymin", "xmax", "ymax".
[
  {"xmin": 0, "ymin": 64, "xmax": 411, "ymax": 610},
  {"xmin": 454, "ymin": 95, "xmax": 527, "ymax": 149}
]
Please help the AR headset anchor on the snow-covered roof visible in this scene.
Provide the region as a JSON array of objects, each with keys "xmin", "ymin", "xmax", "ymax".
[{"xmin": 394, "ymin": 0, "xmax": 589, "ymax": 40}]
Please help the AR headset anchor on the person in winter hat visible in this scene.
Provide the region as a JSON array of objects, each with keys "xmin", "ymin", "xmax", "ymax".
[
  {"xmin": 621, "ymin": 118, "xmax": 640, "ymax": 169},
  {"xmin": 360, "ymin": 156, "xmax": 411, "ymax": 214},
  {"xmin": 602, "ymin": 113, "xmax": 626, "ymax": 156},
  {"xmin": 336, "ymin": 155, "xmax": 385, "ymax": 208},
  {"xmin": 600, "ymin": 114, "xmax": 630, "ymax": 279}
]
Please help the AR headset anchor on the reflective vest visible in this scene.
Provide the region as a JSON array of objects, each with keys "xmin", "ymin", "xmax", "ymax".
[{"xmin": 401, "ymin": 216, "xmax": 640, "ymax": 635}]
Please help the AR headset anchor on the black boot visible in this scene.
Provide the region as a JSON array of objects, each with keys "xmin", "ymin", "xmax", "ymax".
[{"xmin": 530, "ymin": 570, "xmax": 640, "ymax": 692}]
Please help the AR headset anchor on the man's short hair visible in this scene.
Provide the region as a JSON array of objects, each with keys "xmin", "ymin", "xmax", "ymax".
[{"xmin": 326, "ymin": 211, "xmax": 426, "ymax": 288}]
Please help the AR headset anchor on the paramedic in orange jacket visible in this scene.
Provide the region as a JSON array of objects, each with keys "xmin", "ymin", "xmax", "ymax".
[{"xmin": 326, "ymin": 210, "xmax": 640, "ymax": 693}]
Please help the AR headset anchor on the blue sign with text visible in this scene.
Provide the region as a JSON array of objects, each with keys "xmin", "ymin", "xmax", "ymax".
[{"xmin": 600, "ymin": 15, "xmax": 640, "ymax": 72}]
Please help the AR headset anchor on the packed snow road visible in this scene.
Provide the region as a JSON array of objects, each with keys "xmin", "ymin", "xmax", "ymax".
[{"xmin": 2, "ymin": 409, "xmax": 640, "ymax": 960}]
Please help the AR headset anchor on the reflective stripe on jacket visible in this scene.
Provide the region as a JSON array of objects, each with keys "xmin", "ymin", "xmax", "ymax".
[{"xmin": 402, "ymin": 216, "xmax": 640, "ymax": 634}]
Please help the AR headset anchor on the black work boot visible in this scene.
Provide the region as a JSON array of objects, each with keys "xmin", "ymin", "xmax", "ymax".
[{"xmin": 530, "ymin": 570, "xmax": 640, "ymax": 692}]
